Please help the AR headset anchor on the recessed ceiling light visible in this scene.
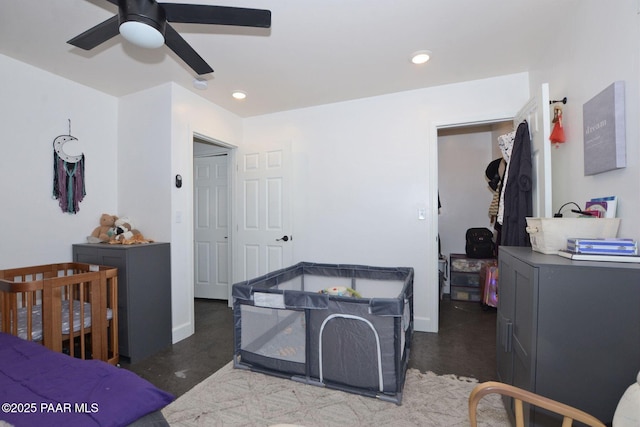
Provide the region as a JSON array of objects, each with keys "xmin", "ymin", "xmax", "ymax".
[
  {"xmin": 232, "ymin": 90, "xmax": 247, "ymax": 100},
  {"xmin": 411, "ymin": 50, "xmax": 432, "ymax": 65}
]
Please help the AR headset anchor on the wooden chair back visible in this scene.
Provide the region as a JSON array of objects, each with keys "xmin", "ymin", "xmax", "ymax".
[{"xmin": 469, "ymin": 381, "xmax": 606, "ymax": 427}]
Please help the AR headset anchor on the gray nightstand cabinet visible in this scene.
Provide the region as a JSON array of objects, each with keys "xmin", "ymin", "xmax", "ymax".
[
  {"xmin": 72, "ymin": 243, "xmax": 172, "ymax": 363},
  {"xmin": 497, "ymin": 246, "xmax": 640, "ymax": 426}
]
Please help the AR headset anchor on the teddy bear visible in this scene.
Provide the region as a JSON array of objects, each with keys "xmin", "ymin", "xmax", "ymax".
[{"xmin": 88, "ymin": 213, "xmax": 117, "ymax": 243}]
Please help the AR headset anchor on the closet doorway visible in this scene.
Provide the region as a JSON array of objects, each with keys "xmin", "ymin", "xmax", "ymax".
[
  {"xmin": 430, "ymin": 83, "xmax": 551, "ymax": 322},
  {"xmin": 437, "ymin": 121, "xmax": 512, "ymax": 295},
  {"xmin": 193, "ymin": 135, "xmax": 234, "ymax": 302}
]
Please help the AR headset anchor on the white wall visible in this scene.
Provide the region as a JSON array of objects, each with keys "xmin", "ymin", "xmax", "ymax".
[
  {"xmin": 0, "ymin": 54, "xmax": 118, "ymax": 269},
  {"xmin": 530, "ymin": 1, "xmax": 640, "ymax": 240},
  {"xmin": 243, "ymin": 72, "xmax": 529, "ymax": 333},
  {"xmin": 118, "ymin": 83, "xmax": 243, "ymax": 343},
  {"xmin": 169, "ymin": 84, "xmax": 243, "ymax": 342},
  {"xmin": 118, "ymin": 84, "xmax": 173, "ymax": 242}
]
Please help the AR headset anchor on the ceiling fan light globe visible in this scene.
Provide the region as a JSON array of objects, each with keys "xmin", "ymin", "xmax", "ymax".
[{"xmin": 120, "ymin": 21, "xmax": 165, "ymax": 49}]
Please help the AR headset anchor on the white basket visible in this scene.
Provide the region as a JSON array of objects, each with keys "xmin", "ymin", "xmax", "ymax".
[{"xmin": 525, "ymin": 217, "xmax": 621, "ymax": 254}]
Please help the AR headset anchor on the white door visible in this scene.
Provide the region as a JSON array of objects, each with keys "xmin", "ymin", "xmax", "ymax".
[
  {"xmin": 194, "ymin": 154, "xmax": 230, "ymax": 299},
  {"xmin": 234, "ymin": 141, "xmax": 293, "ymax": 281},
  {"xmin": 514, "ymin": 83, "xmax": 552, "ymax": 218}
]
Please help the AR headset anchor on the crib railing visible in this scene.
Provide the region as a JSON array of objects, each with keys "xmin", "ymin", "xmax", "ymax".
[{"xmin": 0, "ymin": 263, "xmax": 118, "ymax": 365}]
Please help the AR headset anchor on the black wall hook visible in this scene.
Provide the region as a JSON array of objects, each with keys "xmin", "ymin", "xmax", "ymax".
[{"xmin": 549, "ymin": 97, "xmax": 568, "ymax": 105}]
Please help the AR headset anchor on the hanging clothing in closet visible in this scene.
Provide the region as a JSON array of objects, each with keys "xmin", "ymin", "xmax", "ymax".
[
  {"xmin": 486, "ymin": 157, "xmax": 506, "ymax": 232},
  {"xmin": 501, "ymin": 121, "xmax": 532, "ymax": 246},
  {"xmin": 496, "ymin": 131, "xmax": 515, "ymax": 227}
]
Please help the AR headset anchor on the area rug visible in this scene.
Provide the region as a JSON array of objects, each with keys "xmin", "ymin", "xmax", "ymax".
[{"xmin": 162, "ymin": 362, "xmax": 510, "ymax": 426}]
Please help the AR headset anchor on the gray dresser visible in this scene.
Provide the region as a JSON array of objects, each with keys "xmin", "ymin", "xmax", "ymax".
[
  {"xmin": 497, "ymin": 246, "xmax": 640, "ymax": 426},
  {"xmin": 73, "ymin": 242, "xmax": 172, "ymax": 363}
]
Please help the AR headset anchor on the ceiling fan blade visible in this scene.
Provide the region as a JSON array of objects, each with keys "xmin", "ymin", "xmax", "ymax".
[
  {"xmin": 68, "ymin": 15, "xmax": 120, "ymax": 50},
  {"xmin": 163, "ymin": 4, "xmax": 271, "ymax": 28},
  {"xmin": 164, "ymin": 24, "xmax": 213, "ymax": 75}
]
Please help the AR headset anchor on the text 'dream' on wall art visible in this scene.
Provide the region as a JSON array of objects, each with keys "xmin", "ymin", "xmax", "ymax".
[{"xmin": 583, "ymin": 81, "xmax": 626, "ymax": 176}]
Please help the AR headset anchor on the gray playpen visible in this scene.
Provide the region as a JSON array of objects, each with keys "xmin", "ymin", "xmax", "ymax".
[{"xmin": 232, "ymin": 262, "xmax": 414, "ymax": 404}]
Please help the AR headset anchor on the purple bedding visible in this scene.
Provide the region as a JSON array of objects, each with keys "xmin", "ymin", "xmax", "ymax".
[{"xmin": 0, "ymin": 332, "xmax": 174, "ymax": 427}]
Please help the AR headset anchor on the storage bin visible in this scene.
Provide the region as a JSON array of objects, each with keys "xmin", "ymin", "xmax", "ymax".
[
  {"xmin": 525, "ymin": 217, "xmax": 621, "ymax": 254},
  {"xmin": 450, "ymin": 271, "xmax": 481, "ymax": 287},
  {"xmin": 451, "ymin": 286, "xmax": 481, "ymax": 302},
  {"xmin": 450, "ymin": 253, "xmax": 494, "ymax": 273}
]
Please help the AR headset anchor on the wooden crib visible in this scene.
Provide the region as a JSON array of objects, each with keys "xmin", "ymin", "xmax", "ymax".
[{"xmin": 0, "ymin": 262, "xmax": 118, "ymax": 365}]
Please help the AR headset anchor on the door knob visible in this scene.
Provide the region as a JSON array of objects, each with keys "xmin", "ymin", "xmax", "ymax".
[{"xmin": 276, "ymin": 235, "xmax": 290, "ymax": 242}]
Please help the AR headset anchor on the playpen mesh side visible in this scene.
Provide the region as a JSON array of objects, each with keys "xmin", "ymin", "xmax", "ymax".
[
  {"xmin": 236, "ymin": 273, "xmax": 307, "ymax": 375},
  {"xmin": 240, "ymin": 305, "xmax": 306, "ymax": 363},
  {"xmin": 233, "ymin": 262, "xmax": 414, "ymax": 401}
]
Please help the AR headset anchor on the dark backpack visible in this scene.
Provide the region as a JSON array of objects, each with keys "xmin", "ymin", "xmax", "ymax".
[{"xmin": 465, "ymin": 228, "xmax": 495, "ymax": 259}]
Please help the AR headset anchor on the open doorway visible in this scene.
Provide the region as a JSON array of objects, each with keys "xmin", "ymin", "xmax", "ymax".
[
  {"xmin": 193, "ymin": 135, "xmax": 234, "ymax": 303},
  {"xmin": 437, "ymin": 121, "xmax": 512, "ymax": 296},
  {"xmin": 428, "ymin": 84, "xmax": 551, "ymax": 330}
]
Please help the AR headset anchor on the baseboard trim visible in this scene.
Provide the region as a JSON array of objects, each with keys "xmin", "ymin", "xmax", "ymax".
[
  {"xmin": 414, "ymin": 315, "xmax": 437, "ymax": 333},
  {"xmin": 172, "ymin": 322, "xmax": 194, "ymax": 344}
]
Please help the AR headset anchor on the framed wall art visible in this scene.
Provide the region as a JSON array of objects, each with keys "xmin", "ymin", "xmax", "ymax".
[{"xmin": 582, "ymin": 81, "xmax": 626, "ymax": 175}]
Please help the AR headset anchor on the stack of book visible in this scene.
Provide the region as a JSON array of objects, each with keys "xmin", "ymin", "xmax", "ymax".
[
  {"xmin": 558, "ymin": 238, "xmax": 640, "ymax": 262},
  {"xmin": 583, "ymin": 196, "xmax": 617, "ymax": 218}
]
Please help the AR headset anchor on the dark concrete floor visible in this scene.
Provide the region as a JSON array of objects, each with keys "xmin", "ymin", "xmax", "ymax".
[
  {"xmin": 410, "ymin": 298, "xmax": 498, "ymax": 383},
  {"xmin": 121, "ymin": 297, "xmax": 497, "ymax": 398}
]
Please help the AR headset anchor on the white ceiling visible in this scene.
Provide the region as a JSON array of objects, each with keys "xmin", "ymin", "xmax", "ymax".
[{"xmin": 0, "ymin": 0, "xmax": 577, "ymax": 118}]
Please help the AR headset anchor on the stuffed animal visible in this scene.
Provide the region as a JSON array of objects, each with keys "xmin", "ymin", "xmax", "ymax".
[
  {"xmin": 110, "ymin": 217, "xmax": 152, "ymax": 244},
  {"xmin": 111, "ymin": 217, "xmax": 141, "ymax": 243},
  {"xmin": 88, "ymin": 213, "xmax": 117, "ymax": 243}
]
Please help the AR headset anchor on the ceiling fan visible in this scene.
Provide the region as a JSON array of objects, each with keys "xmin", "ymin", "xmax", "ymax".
[{"xmin": 68, "ymin": 0, "xmax": 271, "ymax": 75}]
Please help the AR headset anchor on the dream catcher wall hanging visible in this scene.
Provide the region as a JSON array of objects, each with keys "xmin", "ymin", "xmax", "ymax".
[{"xmin": 52, "ymin": 120, "xmax": 86, "ymax": 214}]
